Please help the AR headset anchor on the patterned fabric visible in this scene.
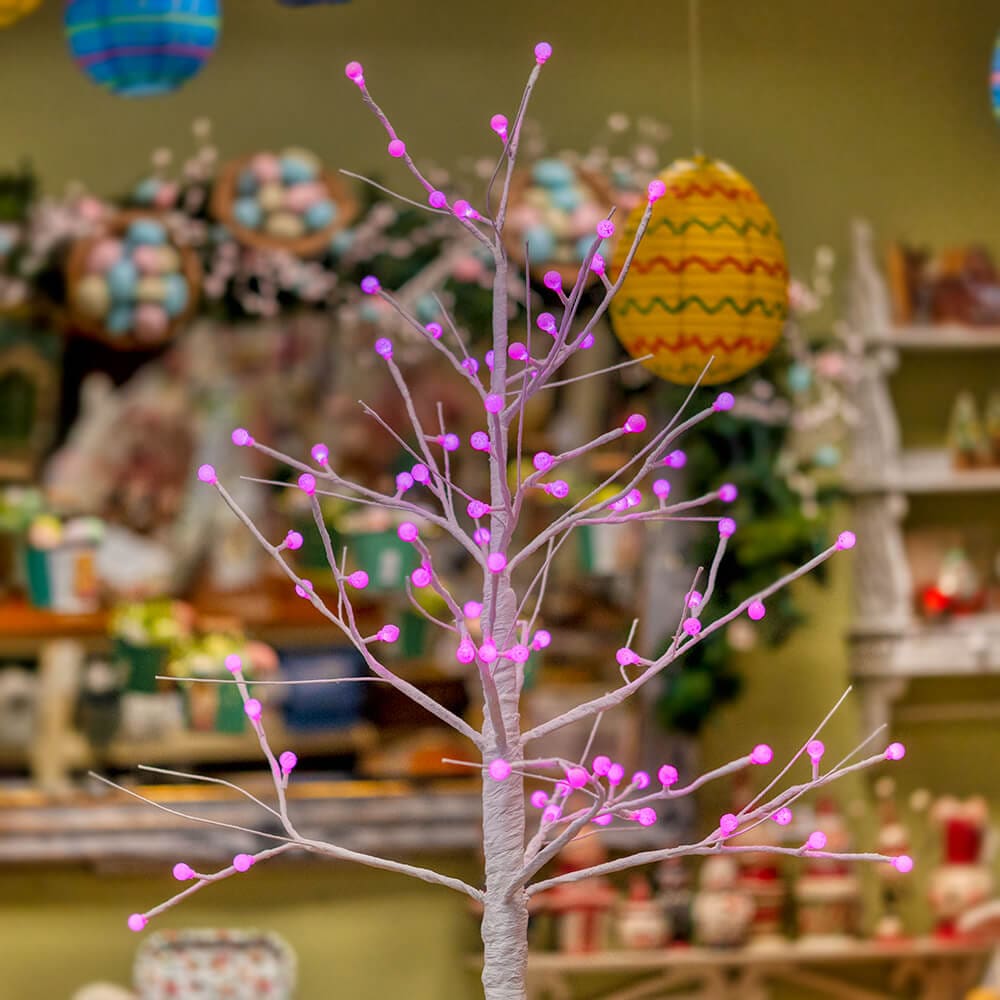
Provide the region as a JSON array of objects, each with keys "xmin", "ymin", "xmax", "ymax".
[
  {"xmin": 610, "ymin": 156, "xmax": 788, "ymax": 386},
  {"xmin": 134, "ymin": 929, "xmax": 296, "ymax": 999},
  {"xmin": 64, "ymin": 0, "xmax": 221, "ymax": 98}
]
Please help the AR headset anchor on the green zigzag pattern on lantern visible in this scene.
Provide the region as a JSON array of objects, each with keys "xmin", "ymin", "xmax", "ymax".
[{"xmin": 614, "ymin": 295, "xmax": 788, "ymax": 318}]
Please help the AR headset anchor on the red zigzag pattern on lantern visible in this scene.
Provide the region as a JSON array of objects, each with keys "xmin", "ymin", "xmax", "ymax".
[
  {"xmin": 628, "ymin": 333, "xmax": 775, "ymax": 356},
  {"xmin": 629, "ymin": 255, "xmax": 788, "ymax": 277}
]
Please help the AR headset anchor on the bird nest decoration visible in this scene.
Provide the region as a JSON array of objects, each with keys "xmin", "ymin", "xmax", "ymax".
[
  {"xmin": 211, "ymin": 149, "xmax": 356, "ymax": 258},
  {"xmin": 65, "ymin": 213, "xmax": 201, "ymax": 350}
]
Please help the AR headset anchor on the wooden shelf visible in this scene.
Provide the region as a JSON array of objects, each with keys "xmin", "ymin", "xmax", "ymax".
[
  {"xmin": 867, "ymin": 323, "xmax": 1000, "ymax": 350},
  {"xmin": 848, "ymin": 448, "xmax": 1000, "ymax": 495}
]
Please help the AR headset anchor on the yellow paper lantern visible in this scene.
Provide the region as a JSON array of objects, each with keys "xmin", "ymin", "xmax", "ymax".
[
  {"xmin": 0, "ymin": 0, "xmax": 41, "ymax": 28},
  {"xmin": 610, "ymin": 155, "xmax": 788, "ymax": 386}
]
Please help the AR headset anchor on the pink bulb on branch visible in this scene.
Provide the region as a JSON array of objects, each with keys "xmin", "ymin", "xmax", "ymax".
[
  {"xmin": 360, "ymin": 275, "xmax": 380, "ymax": 295},
  {"xmin": 297, "ymin": 473, "xmax": 316, "ymax": 496},
  {"xmin": 411, "ymin": 567, "xmax": 431, "ymax": 588},
  {"xmin": 311, "ymin": 442, "xmax": 329, "ymax": 464},
  {"xmin": 344, "ymin": 61, "xmax": 364, "ymax": 83},
  {"xmin": 632, "ymin": 771, "xmax": 650, "ymax": 790},
  {"xmin": 428, "ymin": 190, "xmax": 447, "ymax": 209},
  {"xmin": 713, "ymin": 391, "xmax": 735, "ymax": 412},
  {"xmin": 719, "ymin": 813, "xmax": 739, "ymax": 836},
  {"xmin": 719, "ymin": 483, "xmax": 738, "ymax": 502},
  {"xmin": 751, "ymin": 744, "xmax": 774, "ymax": 765},
  {"xmin": 244, "ymin": 699, "xmax": 263, "ymax": 722},
  {"xmin": 747, "ymin": 599, "xmax": 766, "ymax": 621},
  {"xmin": 623, "ymin": 413, "xmax": 646, "ymax": 434},
  {"xmin": 279, "ymin": 751, "xmax": 298, "ymax": 774},
  {"xmin": 542, "ymin": 270, "xmax": 562, "ymax": 292},
  {"xmin": 485, "ymin": 393, "xmax": 504, "ymax": 414},
  {"xmin": 566, "ymin": 767, "xmax": 589, "ymax": 789},
  {"xmin": 127, "ymin": 914, "xmax": 147, "ymax": 933},
  {"xmin": 892, "ymin": 855, "xmax": 914, "ymax": 874},
  {"xmin": 718, "ymin": 517, "xmax": 737, "ymax": 538},
  {"xmin": 636, "ymin": 808, "xmax": 657, "ymax": 827},
  {"xmin": 658, "ymin": 764, "xmax": 679, "ymax": 787},
  {"xmin": 885, "ymin": 742, "xmax": 906, "ymax": 761},
  {"xmin": 536, "ymin": 313, "xmax": 557, "ymax": 334},
  {"xmin": 425, "ymin": 322, "xmax": 443, "ymax": 339},
  {"xmin": 806, "ymin": 831, "xmax": 828, "ymax": 851},
  {"xmin": 806, "ymin": 739, "xmax": 825, "ymax": 762},
  {"xmin": 836, "ymin": 530, "xmax": 856, "ymax": 550},
  {"xmin": 387, "ymin": 139, "xmax": 406, "ymax": 158},
  {"xmin": 463, "ymin": 601, "xmax": 482, "ymax": 618},
  {"xmin": 490, "ymin": 114, "xmax": 508, "ymax": 139},
  {"xmin": 470, "ymin": 431, "xmax": 490, "ymax": 452},
  {"xmin": 233, "ymin": 853, "xmax": 256, "ymax": 873},
  {"xmin": 295, "ymin": 580, "xmax": 312, "ymax": 599},
  {"xmin": 664, "ymin": 450, "xmax": 686, "ymax": 468},
  {"xmin": 607, "ymin": 763, "xmax": 625, "ymax": 786},
  {"xmin": 473, "ymin": 527, "xmax": 491, "ymax": 545},
  {"xmin": 652, "ymin": 479, "xmax": 671, "ymax": 499},
  {"xmin": 593, "ymin": 813, "xmax": 613, "ymax": 826},
  {"xmin": 487, "ymin": 552, "xmax": 507, "ymax": 574},
  {"xmin": 596, "ymin": 219, "xmax": 615, "ymax": 239},
  {"xmin": 284, "ymin": 530, "xmax": 303, "ymax": 551},
  {"xmin": 197, "ymin": 464, "xmax": 217, "ymax": 484},
  {"xmin": 530, "ymin": 791, "xmax": 548, "ymax": 809},
  {"xmin": 173, "ymin": 863, "xmax": 195, "ymax": 881},
  {"xmin": 773, "ymin": 807, "xmax": 793, "ymax": 826},
  {"xmin": 489, "ymin": 759, "xmax": 512, "ymax": 782},
  {"xmin": 534, "ymin": 41, "xmax": 553, "ymax": 64},
  {"xmin": 232, "ymin": 427, "xmax": 252, "ymax": 447},
  {"xmin": 398, "ymin": 522, "xmax": 419, "ymax": 542},
  {"xmin": 531, "ymin": 630, "xmax": 551, "ymax": 650},
  {"xmin": 224, "ymin": 654, "xmax": 243, "ymax": 674}
]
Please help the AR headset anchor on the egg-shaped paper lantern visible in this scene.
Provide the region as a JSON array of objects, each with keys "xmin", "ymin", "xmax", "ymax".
[
  {"xmin": 610, "ymin": 156, "xmax": 788, "ymax": 386},
  {"xmin": 992, "ymin": 32, "xmax": 1000, "ymax": 121},
  {"xmin": 64, "ymin": 0, "xmax": 221, "ymax": 98},
  {"xmin": 0, "ymin": 0, "xmax": 41, "ymax": 28}
]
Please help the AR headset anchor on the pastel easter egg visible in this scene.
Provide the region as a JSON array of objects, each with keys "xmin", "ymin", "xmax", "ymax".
[
  {"xmin": 280, "ymin": 155, "xmax": 318, "ymax": 186},
  {"xmin": 330, "ymin": 229, "xmax": 354, "ymax": 256},
  {"xmin": 543, "ymin": 209, "xmax": 572, "ymax": 238},
  {"xmin": 136, "ymin": 276, "xmax": 167, "ymax": 303},
  {"xmin": 132, "ymin": 177, "xmax": 161, "ymax": 205},
  {"xmin": 265, "ymin": 212, "xmax": 306, "ymax": 239},
  {"xmin": 303, "ymin": 199, "xmax": 336, "ymax": 232},
  {"xmin": 285, "ymin": 181, "xmax": 328, "ymax": 213},
  {"xmin": 415, "ymin": 294, "xmax": 439, "ymax": 323},
  {"xmin": 258, "ymin": 183, "xmax": 285, "ymax": 213},
  {"xmin": 107, "ymin": 259, "xmax": 139, "ymax": 301},
  {"xmin": 132, "ymin": 244, "xmax": 163, "ymax": 275},
  {"xmin": 532, "ymin": 158, "xmax": 575, "ymax": 189},
  {"xmin": 523, "ymin": 225, "xmax": 556, "ymax": 262},
  {"xmin": 134, "ymin": 303, "xmax": 169, "ymax": 341},
  {"xmin": 73, "ymin": 275, "xmax": 110, "ymax": 318},
  {"xmin": 236, "ymin": 169, "xmax": 259, "ymax": 196},
  {"xmin": 250, "ymin": 153, "xmax": 282, "ymax": 184},
  {"xmin": 106, "ymin": 304, "xmax": 134, "ymax": 336},
  {"xmin": 451, "ymin": 255, "xmax": 485, "ymax": 282},
  {"xmin": 575, "ymin": 234, "xmax": 600, "ymax": 262},
  {"xmin": 233, "ymin": 197, "xmax": 263, "ymax": 230},
  {"xmin": 550, "ymin": 185, "xmax": 583, "ymax": 213},
  {"xmin": 163, "ymin": 274, "xmax": 189, "ymax": 318},
  {"xmin": 281, "ymin": 147, "xmax": 321, "ymax": 175},
  {"xmin": 126, "ymin": 219, "xmax": 167, "ymax": 246},
  {"xmin": 154, "ymin": 246, "xmax": 181, "ymax": 273},
  {"xmin": 570, "ymin": 202, "xmax": 606, "ymax": 237},
  {"xmin": 509, "ymin": 204, "xmax": 541, "ymax": 232},
  {"xmin": 86, "ymin": 238, "xmax": 123, "ymax": 274},
  {"xmin": 153, "ymin": 182, "xmax": 179, "ymax": 209}
]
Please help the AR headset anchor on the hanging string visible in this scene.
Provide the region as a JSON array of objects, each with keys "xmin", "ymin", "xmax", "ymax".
[{"xmin": 688, "ymin": 0, "xmax": 704, "ymax": 155}]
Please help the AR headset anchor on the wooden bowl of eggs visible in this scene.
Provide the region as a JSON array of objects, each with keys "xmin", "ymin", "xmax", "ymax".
[
  {"xmin": 65, "ymin": 213, "xmax": 202, "ymax": 350},
  {"xmin": 211, "ymin": 148, "xmax": 356, "ymax": 258},
  {"xmin": 503, "ymin": 159, "xmax": 617, "ymax": 288}
]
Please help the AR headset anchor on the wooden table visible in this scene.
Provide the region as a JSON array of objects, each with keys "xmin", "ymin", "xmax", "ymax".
[{"xmin": 518, "ymin": 940, "xmax": 993, "ymax": 1000}]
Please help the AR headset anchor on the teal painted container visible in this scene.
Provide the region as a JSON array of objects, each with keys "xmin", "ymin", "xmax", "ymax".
[
  {"xmin": 350, "ymin": 530, "xmax": 418, "ymax": 592},
  {"xmin": 113, "ymin": 639, "xmax": 168, "ymax": 693}
]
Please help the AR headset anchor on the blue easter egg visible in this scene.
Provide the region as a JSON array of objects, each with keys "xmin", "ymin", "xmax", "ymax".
[
  {"xmin": 787, "ymin": 363, "xmax": 813, "ymax": 393},
  {"xmin": 550, "ymin": 186, "xmax": 583, "ymax": 213},
  {"xmin": 303, "ymin": 199, "xmax": 336, "ymax": 232},
  {"xmin": 813, "ymin": 444, "xmax": 841, "ymax": 468},
  {"xmin": 126, "ymin": 219, "xmax": 167, "ymax": 246},
  {"xmin": 360, "ymin": 302, "xmax": 380, "ymax": 322},
  {"xmin": 106, "ymin": 305, "xmax": 134, "ymax": 336},
  {"xmin": 532, "ymin": 158, "xmax": 575, "ymax": 189},
  {"xmin": 523, "ymin": 225, "xmax": 556, "ymax": 262},
  {"xmin": 233, "ymin": 197, "xmax": 263, "ymax": 230},
  {"xmin": 575, "ymin": 234, "xmax": 601, "ymax": 262},
  {"xmin": 416, "ymin": 294, "xmax": 440, "ymax": 323},
  {"xmin": 133, "ymin": 177, "xmax": 161, "ymax": 205},
  {"xmin": 330, "ymin": 229, "xmax": 355, "ymax": 256},
  {"xmin": 163, "ymin": 274, "xmax": 189, "ymax": 318},
  {"xmin": 107, "ymin": 259, "xmax": 138, "ymax": 301},
  {"xmin": 281, "ymin": 156, "xmax": 317, "ymax": 185},
  {"xmin": 612, "ymin": 167, "xmax": 634, "ymax": 190},
  {"xmin": 236, "ymin": 169, "xmax": 259, "ymax": 196}
]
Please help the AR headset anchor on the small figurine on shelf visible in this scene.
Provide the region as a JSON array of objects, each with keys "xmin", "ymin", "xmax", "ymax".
[
  {"xmin": 656, "ymin": 858, "xmax": 694, "ymax": 946},
  {"xmin": 948, "ymin": 391, "xmax": 989, "ymax": 469},
  {"xmin": 794, "ymin": 798, "xmax": 862, "ymax": 948},
  {"xmin": 873, "ymin": 777, "xmax": 913, "ymax": 941},
  {"xmin": 692, "ymin": 855, "xmax": 755, "ymax": 948},
  {"xmin": 531, "ymin": 829, "xmax": 618, "ymax": 953},
  {"xmin": 929, "ymin": 796, "xmax": 994, "ymax": 938},
  {"xmin": 985, "ymin": 391, "xmax": 1000, "ymax": 467},
  {"xmin": 616, "ymin": 874, "xmax": 668, "ymax": 950}
]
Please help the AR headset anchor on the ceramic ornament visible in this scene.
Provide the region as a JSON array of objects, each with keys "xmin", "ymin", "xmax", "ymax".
[
  {"xmin": 64, "ymin": 0, "xmax": 221, "ymax": 98},
  {"xmin": 610, "ymin": 155, "xmax": 789, "ymax": 386}
]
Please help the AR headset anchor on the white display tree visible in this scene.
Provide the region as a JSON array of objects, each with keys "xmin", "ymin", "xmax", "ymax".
[{"xmin": 104, "ymin": 43, "xmax": 910, "ymax": 1000}]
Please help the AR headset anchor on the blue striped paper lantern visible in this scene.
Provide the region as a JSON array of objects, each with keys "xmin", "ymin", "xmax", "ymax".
[
  {"xmin": 993, "ymin": 32, "xmax": 1000, "ymax": 122},
  {"xmin": 64, "ymin": 1, "xmax": 221, "ymax": 98}
]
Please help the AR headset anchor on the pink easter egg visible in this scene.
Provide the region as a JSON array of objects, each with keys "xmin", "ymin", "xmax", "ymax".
[
  {"xmin": 134, "ymin": 303, "xmax": 169, "ymax": 341},
  {"xmin": 77, "ymin": 196, "xmax": 107, "ymax": 224},
  {"xmin": 87, "ymin": 238, "xmax": 123, "ymax": 274},
  {"xmin": 569, "ymin": 203, "xmax": 605, "ymax": 237},
  {"xmin": 285, "ymin": 181, "xmax": 327, "ymax": 213},
  {"xmin": 250, "ymin": 153, "xmax": 282, "ymax": 184},
  {"xmin": 153, "ymin": 182, "xmax": 179, "ymax": 209},
  {"xmin": 132, "ymin": 245, "xmax": 162, "ymax": 276},
  {"xmin": 452, "ymin": 255, "xmax": 485, "ymax": 282}
]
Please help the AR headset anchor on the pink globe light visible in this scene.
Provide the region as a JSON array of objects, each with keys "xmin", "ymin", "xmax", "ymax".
[
  {"xmin": 344, "ymin": 61, "xmax": 364, "ymax": 83},
  {"xmin": 647, "ymin": 179, "xmax": 666, "ymax": 202},
  {"xmin": 836, "ymin": 530, "xmax": 856, "ymax": 550},
  {"xmin": 533, "ymin": 451, "xmax": 554, "ymax": 472},
  {"xmin": 607, "ymin": 763, "xmax": 625, "ymax": 786},
  {"xmin": 231, "ymin": 427, "xmax": 252, "ymax": 447},
  {"xmin": 428, "ymin": 190, "xmax": 447, "ymax": 209},
  {"xmin": 509, "ymin": 644, "xmax": 530, "ymax": 664},
  {"xmin": 806, "ymin": 739, "xmax": 825, "ymax": 762},
  {"xmin": 892, "ymin": 854, "xmax": 914, "ymax": 874},
  {"xmin": 748, "ymin": 599, "xmax": 766, "ymax": 621},
  {"xmin": 682, "ymin": 618, "xmax": 702, "ymax": 637},
  {"xmin": 566, "ymin": 767, "xmax": 589, "ymax": 789},
  {"xmin": 885, "ymin": 742, "xmax": 906, "ymax": 762},
  {"xmin": 127, "ymin": 913, "xmax": 147, "ymax": 933},
  {"xmin": 542, "ymin": 805, "xmax": 562, "ymax": 824},
  {"xmin": 311, "ymin": 442, "xmax": 329, "ymax": 464},
  {"xmin": 485, "ymin": 393, "xmax": 504, "ymax": 414},
  {"xmin": 719, "ymin": 813, "xmax": 739, "ymax": 836},
  {"xmin": 751, "ymin": 744, "xmax": 774, "ymax": 765},
  {"xmin": 806, "ymin": 831, "xmax": 828, "ymax": 851},
  {"xmin": 636, "ymin": 808, "xmax": 657, "ymax": 827},
  {"xmin": 487, "ymin": 552, "xmax": 507, "ymax": 573},
  {"xmin": 686, "ymin": 591, "xmax": 703, "ymax": 609},
  {"xmin": 378, "ymin": 624, "xmax": 400, "ymax": 643},
  {"xmin": 411, "ymin": 464, "xmax": 430, "ymax": 483},
  {"xmin": 411, "ymin": 567, "xmax": 431, "ymax": 588},
  {"xmin": 360, "ymin": 275, "xmax": 380, "ymax": 295},
  {"xmin": 478, "ymin": 641, "xmax": 498, "ymax": 664},
  {"xmin": 284, "ymin": 530, "xmax": 303, "ymax": 551},
  {"xmin": 658, "ymin": 764, "xmax": 679, "ymax": 787},
  {"xmin": 534, "ymin": 41, "xmax": 552, "ymax": 64},
  {"xmin": 173, "ymin": 862, "xmax": 195, "ymax": 881},
  {"xmin": 536, "ymin": 313, "xmax": 557, "ymax": 335},
  {"xmin": 579, "ymin": 333, "xmax": 595, "ymax": 349},
  {"xmin": 542, "ymin": 270, "xmax": 562, "ymax": 291},
  {"xmin": 530, "ymin": 790, "xmax": 548, "ymax": 809},
  {"xmin": 652, "ymin": 479, "xmax": 671, "ymax": 499},
  {"xmin": 531, "ymin": 629, "xmax": 551, "ymax": 650},
  {"xmin": 490, "ymin": 113, "xmax": 508, "ymax": 138},
  {"xmin": 295, "ymin": 579, "xmax": 312, "ymax": 599},
  {"xmin": 396, "ymin": 471, "xmax": 414, "ymax": 492},
  {"xmin": 197, "ymin": 464, "xmax": 217, "ymax": 484},
  {"xmin": 590, "ymin": 253, "xmax": 605, "ymax": 275},
  {"xmin": 233, "ymin": 853, "xmax": 256, "ymax": 873},
  {"xmin": 440, "ymin": 433, "xmax": 460, "ymax": 452},
  {"xmin": 347, "ymin": 571, "xmax": 369, "ymax": 589},
  {"xmin": 455, "ymin": 640, "xmax": 476, "ymax": 665},
  {"xmin": 464, "ymin": 601, "xmax": 483, "ymax": 618},
  {"xmin": 279, "ymin": 750, "xmax": 298, "ymax": 774},
  {"xmin": 719, "ymin": 483, "xmax": 738, "ymax": 502},
  {"xmin": 425, "ymin": 321, "xmax": 443, "ymax": 339},
  {"xmin": 773, "ymin": 807, "xmax": 793, "ymax": 826},
  {"xmin": 508, "ymin": 342, "xmax": 528, "ymax": 361},
  {"xmin": 375, "ymin": 338, "xmax": 393, "ymax": 359},
  {"xmin": 616, "ymin": 647, "xmax": 639, "ymax": 667},
  {"xmin": 387, "ymin": 139, "xmax": 406, "ymax": 158},
  {"xmin": 664, "ymin": 449, "xmax": 686, "ymax": 469},
  {"xmin": 718, "ymin": 517, "xmax": 737, "ymax": 538},
  {"xmin": 489, "ymin": 759, "xmax": 512, "ymax": 782},
  {"xmin": 592, "ymin": 755, "xmax": 612, "ymax": 777},
  {"xmin": 632, "ymin": 771, "xmax": 650, "ymax": 790},
  {"xmin": 244, "ymin": 699, "xmax": 263, "ymax": 722},
  {"xmin": 470, "ymin": 431, "xmax": 490, "ymax": 452},
  {"xmin": 467, "ymin": 499, "xmax": 490, "ymax": 519},
  {"xmin": 224, "ymin": 654, "xmax": 243, "ymax": 674},
  {"xmin": 297, "ymin": 473, "xmax": 317, "ymax": 496},
  {"xmin": 713, "ymin": 391, "xmax": 735, "ymax": 412},
  {"xmin": 398, "ymin": 522, "xmax": 419, "ymax": 543},
  {"xmin": 596, "ymin": 219, "xmax": 615, "ymax": 239},
  {"xmin": 623, "ymin": 413, "xmax": 647, "ymax": 434},
  {"xmin": 473, "ymin": 527, "xmax": 491, "ymax": 545},
  {"xmin": 593, "ymin": 813, "xmax": 613, "ymax": 826},
  {"xmin": 544, "ymin": 480, "xmax": 569, "ymax": 499}
]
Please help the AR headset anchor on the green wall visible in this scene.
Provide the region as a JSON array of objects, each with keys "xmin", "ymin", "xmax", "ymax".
[{"xmin": 0, "ymin": 1, "xmax": 998, "ymax": 997}]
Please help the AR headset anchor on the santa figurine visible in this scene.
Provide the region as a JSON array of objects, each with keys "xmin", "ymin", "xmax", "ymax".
[
  {"xmin": 929, "ymin": 796, "xmax": 994, "ymax": 938},
  {"xmin": 692, "ymin": 855, "xmax": 755, "ymax": 948},
  {"xmin": 872, "ymin": 777, "xmax": 912, "ymax": 941}
]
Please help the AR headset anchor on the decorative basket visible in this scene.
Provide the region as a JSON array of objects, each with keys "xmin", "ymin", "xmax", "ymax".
[
  {"xmin": 64, "ymin": 212, "xmax": 201, "ymax": 350},
  {"xmin": 502, "ymin": 164, "xmax": 616, "ymax": 287},
  {"xmin": 211, "ymin": 150, "xmax": 356, "ymax": 257}
]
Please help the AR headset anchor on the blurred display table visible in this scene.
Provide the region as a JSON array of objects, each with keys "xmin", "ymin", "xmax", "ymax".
[{"xmin": 519, "ymin": 940, "xmax": 993, "ymax": 999}]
